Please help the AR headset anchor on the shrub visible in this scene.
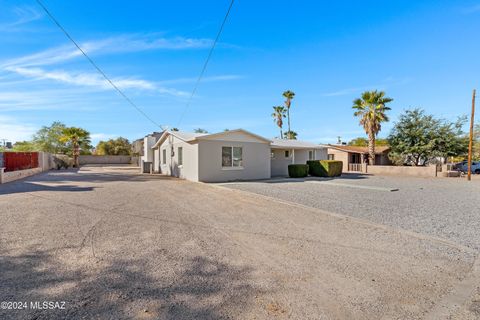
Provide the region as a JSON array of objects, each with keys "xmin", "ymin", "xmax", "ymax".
[
  {"xmin": 307, "ymin": 160, "xmax": 343, "ymax": 177},
  {"xmin": 288, "ymin": 164, "xmax": 309, "ymax": 178}
]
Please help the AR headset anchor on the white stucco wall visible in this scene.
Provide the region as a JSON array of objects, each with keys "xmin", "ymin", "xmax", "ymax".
[
  {"xmin": 156, "ymin": 135, "xmax": 199, "ymax": 181},
  {"xmin": 197, "ymin": 139, "xmax": 271, "ymax": 182}
]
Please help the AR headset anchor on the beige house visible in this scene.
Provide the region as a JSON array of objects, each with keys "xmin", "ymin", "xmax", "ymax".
[
  {"xmin": 150, "ymin": 129, "xmax": 327, "ymax": 182},
  {"xmin": 327, "ymin": 145, "xmax": 391, "ymax": 172}
]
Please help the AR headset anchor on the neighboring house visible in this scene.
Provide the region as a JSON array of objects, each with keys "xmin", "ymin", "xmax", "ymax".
[
  {"xmin": 137, "ymin": 131, "xmax": 163, "ymax": 169},
  {"xmin": 326, "ymin": 145, "xmax": 391, "ymax": 172},
  {"xmin": 150, "ymin": 129, "xmax": 328, "ymax": 182},
  {"xmin": 270, "ymin": 139, "xmax": 327, "ymax": 177}
]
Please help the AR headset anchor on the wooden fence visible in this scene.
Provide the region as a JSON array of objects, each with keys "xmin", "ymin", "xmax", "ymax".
[{"xmin": 2, "ymin": 152, "xmax": 39, "ymax": 172}]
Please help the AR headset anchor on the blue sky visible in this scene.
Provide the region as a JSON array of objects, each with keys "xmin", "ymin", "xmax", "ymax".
[{"xmin": 0, "ymin": 0, "xmax": 479, "ymax": 145}]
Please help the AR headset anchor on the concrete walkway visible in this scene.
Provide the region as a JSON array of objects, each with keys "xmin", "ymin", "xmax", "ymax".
[{"xmin": 0, "ymin": 166, "xmax": 478, "ymax": 319}]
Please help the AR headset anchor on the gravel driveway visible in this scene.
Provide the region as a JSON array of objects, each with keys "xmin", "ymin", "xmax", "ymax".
[
  {"xmin": 0, "ymin": 167, "xmax": 478, "ymax": 319},
  {"xmin": 219, "ymin": 174, "xmax": 480, "ymax": 250}
]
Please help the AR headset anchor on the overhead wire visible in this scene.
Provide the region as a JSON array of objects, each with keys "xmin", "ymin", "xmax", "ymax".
[
  {"xmin": 175, "ymin": 0, "xmax": 235, "ymax": 128},
  {"xmin": 35, "ymin": 0, "xmax": 164, "ymax": 130}
]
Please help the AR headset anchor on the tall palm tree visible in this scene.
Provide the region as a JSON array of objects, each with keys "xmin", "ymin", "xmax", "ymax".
[
  {"xmin": 352, "ymin": 90, "xmax": 393, "ymax": 165},
  {"xmin": 272, "ymin": 106, "xmax": 286, "ymax": 138},
  {"xmin": 60, "ymin": 127, "xmax": 91, "ymax": 167},
  {"xmin": 282, "ymin": 90, "xmax": 295, "ymax": 139}
]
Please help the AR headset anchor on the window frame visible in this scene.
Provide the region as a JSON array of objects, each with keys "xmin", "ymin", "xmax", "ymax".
[
  {"xmin": 178, "ymin": 147, "xmax": 183, "ymax": 166},
  {"xmin": 284, "ymin": 150, "xmax": 290, "ymax": 158},
  {"xmin": 328, "ymin": 154, "xmax": 335, "ymax": 160},
  {"xmin": 308, "ymin": 150, "xmax": 314, "ymax": 160},
  {"xmin": 221, "ymin": 146, "xmax": 243, "ymax": 169},
  {"xmin": 162, "ymin": 149, "xmax": 166, "ymax": 164}
]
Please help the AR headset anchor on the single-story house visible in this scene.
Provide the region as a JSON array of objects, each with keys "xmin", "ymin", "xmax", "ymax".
[
  {"xmin": 149, "ymin": 129, "xmax": 327, "ymax": 182},
  {"xmin": 326, "ymin": 145, "xmax": 391, "ymax": 172}
]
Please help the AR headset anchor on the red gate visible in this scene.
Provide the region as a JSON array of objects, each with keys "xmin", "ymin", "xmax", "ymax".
[{"xmin": 3, "ymin": 152, "xmax": 39, "ymax": 172}]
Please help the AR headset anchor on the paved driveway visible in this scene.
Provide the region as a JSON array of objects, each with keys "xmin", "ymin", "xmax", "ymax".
[{"xmin": 0, "ymin": 167, "xmax": 479, "ymax": 319}]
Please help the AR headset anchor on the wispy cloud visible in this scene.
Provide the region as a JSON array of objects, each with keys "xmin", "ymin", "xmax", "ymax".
[
  {"xmin": 1, "ymin": 34, "xmax": 213, "ymax": 68},
  {"xmin": 0, "ymin": 115, "xmax": 38, "ymax": 142},
  {"xmin": 0, "ymin": 34, "xmax": 224, "ymax": 98},
  {"xmin": 0, "ymin": 6, "xmax": 43, "ymax": 31}
]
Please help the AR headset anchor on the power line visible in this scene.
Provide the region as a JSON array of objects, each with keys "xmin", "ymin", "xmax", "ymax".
[
  {"xmin": 176, "ymin": 0, "xmax": 235, "ymax": 127},
  {"xmin": 35, "ymin": 0, "xmax": 164, "ymax": 130}
]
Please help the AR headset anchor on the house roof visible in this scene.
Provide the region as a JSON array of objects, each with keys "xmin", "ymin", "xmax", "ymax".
[
  {"xmin": 152, "ymin": 129, "xmax": 271, "ymax": 148},
  {"xmin": 270, "ymin": 138, "xmax": 325, "ymax": 150},
  {"xmin": 327, "ymin": 145, "xmax": 390, "ymax": 154}
]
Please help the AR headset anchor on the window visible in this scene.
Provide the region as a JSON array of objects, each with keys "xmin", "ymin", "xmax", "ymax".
[
  {"xmin": 178, "ymin": 147, "xmax": 183, "ymax": 166},
  {"xmin": 222, "ymin": 146, "xmax": 243, "ymax": 167},
  {"xmin": 308, "ymin": 150, "xmax": 314, "ymax": 160},
  {"xmin": 328, "ymin": 154, "xmax": 335, "ymax": 160},
  {"xmin": 162, "ymin": 149, "xmax": 166, "ymax": 164},
  {"xmin": 285, "ymin": 150, "xmax": 290, "ymax": 158}
]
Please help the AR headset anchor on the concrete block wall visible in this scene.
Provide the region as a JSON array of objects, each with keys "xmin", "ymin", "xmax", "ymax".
[
  {"xmin": 78, "ymin": 155, "xmax": 132, "ymax": 164},
  {"xmin": 366, "ymin": 165, "xmax": 438, "ymax": 177}
]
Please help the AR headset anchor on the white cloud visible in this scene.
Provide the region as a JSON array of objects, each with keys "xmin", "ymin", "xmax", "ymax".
[
  {"xmin": 3, "ymin": 66, "xmax": 189, "ymax": 97},
  {"xmin": 1, "ymin": 34, "xmax": 213, "ymax": 68},
  {"xmin": 0, "ymin": 34, "xmax": 221, "ymax": 98},
  {"xmin": 0, "ymin": 6, "xmax": 43, "ymax": 31},
  {"xmin": 0, "ymin": 115, "xmax": 38, "ymax": 142}
]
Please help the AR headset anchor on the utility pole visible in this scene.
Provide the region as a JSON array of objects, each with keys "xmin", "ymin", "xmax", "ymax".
[{"xmin": 467, "ymin": 89, "xmax": 476, "ymax": 181}]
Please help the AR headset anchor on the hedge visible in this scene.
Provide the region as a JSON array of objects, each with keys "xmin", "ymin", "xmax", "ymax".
[
  {"xmin": 306, "ymin": 160, "xmax": 343, "ymax": 177},
  {"xmin": 288, "ymin": 164, "xmax": 309, "ymax": 178}
]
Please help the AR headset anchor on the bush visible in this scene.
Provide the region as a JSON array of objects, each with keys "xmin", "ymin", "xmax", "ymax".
[
  {"xmin": 307, "ymin": 160, "xmax": 343, "ymax": 177},
  {"xmin": 288, "ymin": 164, "xmax": 309, "ymax": 178}
]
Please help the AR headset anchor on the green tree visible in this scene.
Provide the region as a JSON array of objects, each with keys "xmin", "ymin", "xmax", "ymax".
[
  {"xmin": 473, "ymin": 123, "xmax": 480, "ymax": 160},
  {"xmin": 283, "ymin": 130, "xmax": 297, "ymax": 140},
  {"xmin": 194, "ymin": 128, "xmax": 208, "ymax": 133},
  {"xmin": 348, "ymin": 137, "xmax": 389, "ymax": 147},
  {"xmin": 282, "ymin": 90, "xmax": 295, "ymax": 139},
  {"xmin": 95, "ymin": 137, "xmax": 131, "ymax": 155},
  {"xmin": 60, "ymin": 127, "xmax": 91, "ymax": 167},
  {"xmin": 352, "ymin": 90, "xmax": 393, "ymax": 164},
  {"xmin": 32, "ymin": 121, "xmax": 68, "ymax": 154},
  {"xmin": 388, "ymin": 108, "xmax": 468, "ymax": 165},
  {"xmin": 271, "ymin": 106, "xmax": 286, "ymax": 138},
  {"xmin": 12, "ymin": 141, "xmax": 38, "ymax": 152}
]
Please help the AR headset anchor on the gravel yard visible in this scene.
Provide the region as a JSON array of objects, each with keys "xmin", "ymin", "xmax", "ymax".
[
  {"xmin": 0, "ymin": 167, "xmax": 479, "ymax": 319},
  {"xmin": 219, "ymin": 174, "xmax": 480, "ymax": 251}
]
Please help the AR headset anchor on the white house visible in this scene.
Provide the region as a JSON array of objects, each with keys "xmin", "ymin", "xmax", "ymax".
[{"xmin": 149, "ymin": 129, "xmax": 327, "ymax": 182}]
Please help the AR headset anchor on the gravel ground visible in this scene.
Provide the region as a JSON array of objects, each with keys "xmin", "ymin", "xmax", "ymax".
[
  {"xmin": 219, "ymin": 174, "xmax": 480, "ymax": 251},
  {"xmin": 0, "ymin": 167, "xmax": 478, "ymax": 319}
]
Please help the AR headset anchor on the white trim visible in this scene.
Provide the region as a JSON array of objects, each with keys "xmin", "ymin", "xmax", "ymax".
[{"xmin": 221, "ymin": 167, "xmax": 244, "ymax": 171}]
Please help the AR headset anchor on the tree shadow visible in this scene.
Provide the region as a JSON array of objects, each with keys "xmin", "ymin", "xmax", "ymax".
[{"xmin": 0, "ymin": 248, "xmax": 263, "ymax": 320}]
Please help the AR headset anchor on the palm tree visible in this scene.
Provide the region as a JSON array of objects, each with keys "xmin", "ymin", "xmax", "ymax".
[
  {"xmin": 272, "ymin": 106, "xmax": 286, "ymax": 138},
  {"xmin": 60, "ymin": 127, "xmax": 91, "ymax": 167},
  {"xmin": 283, "ymin": 130, "xmax": 298, "ymax": 140},
  {"xmin": 282, "ymin": 90, "xmax": 295, "ymax": 138},
  {"xmin": 352, "ymin": 90, "xmax": 393, "ymax": 165}
]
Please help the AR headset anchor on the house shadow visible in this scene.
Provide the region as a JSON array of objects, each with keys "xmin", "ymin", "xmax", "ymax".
[{"xmin": 0, "ymin": 248, "xmax": 263, "ymax": 320}]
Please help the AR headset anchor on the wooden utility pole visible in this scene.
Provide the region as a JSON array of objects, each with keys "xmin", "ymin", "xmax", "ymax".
[{"xmin": 468, "ymin": 89, "xmax": 476, "ymax": 181}]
